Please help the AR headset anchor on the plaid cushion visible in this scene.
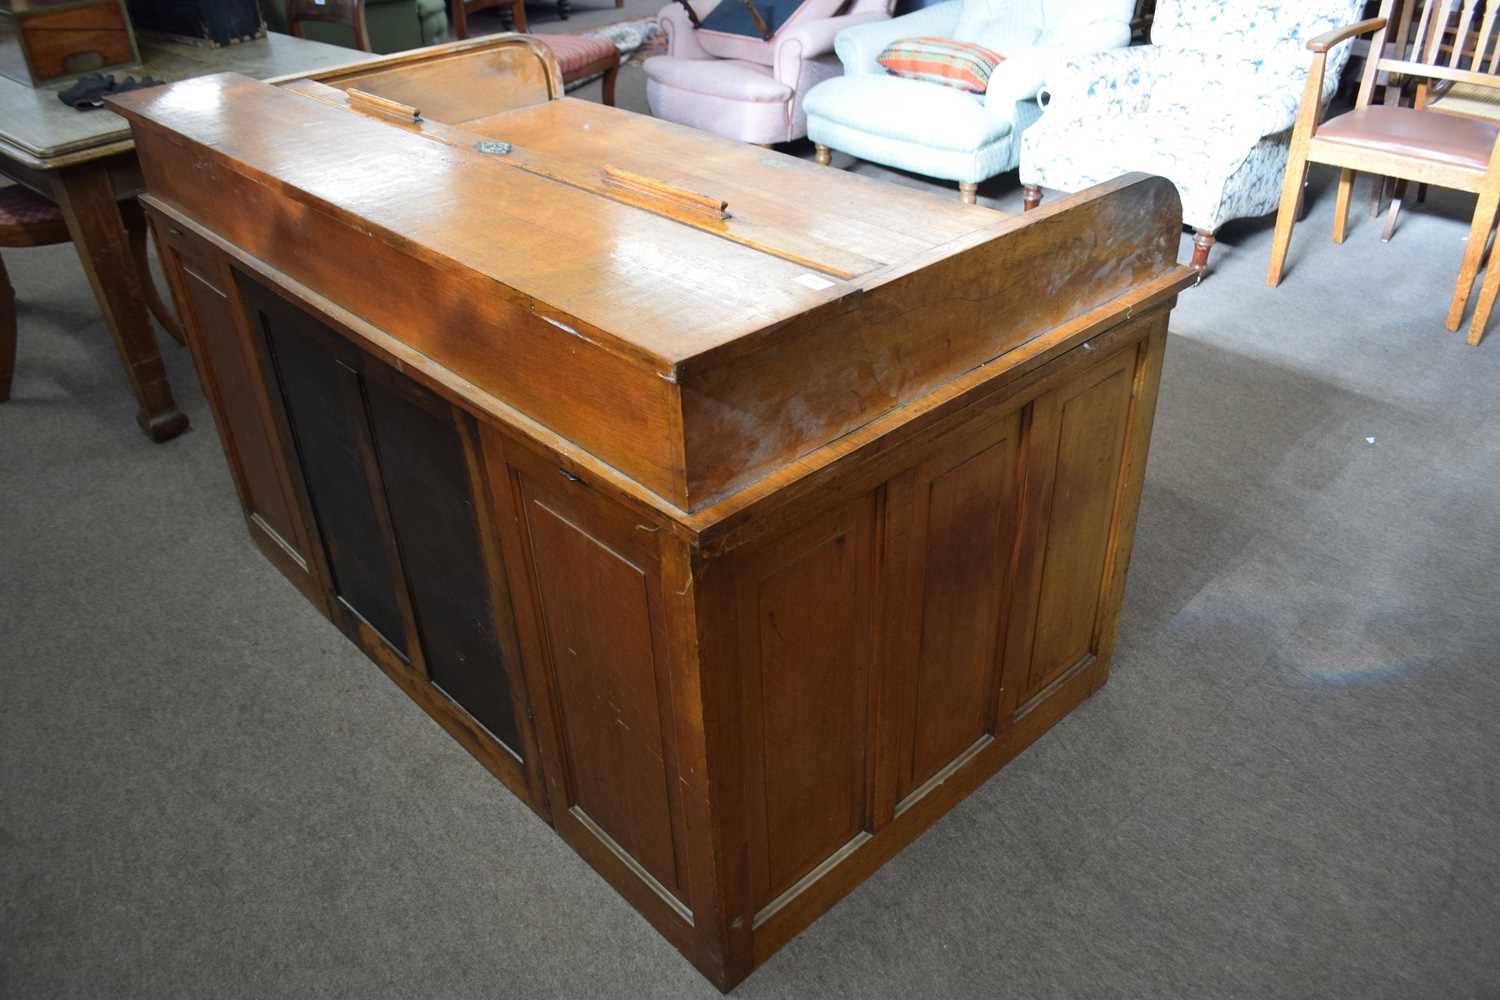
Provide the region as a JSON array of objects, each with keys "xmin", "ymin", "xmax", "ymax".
[{"xmin": 876, "ymin": 37, "xmax": 1004, "ymax": 95}]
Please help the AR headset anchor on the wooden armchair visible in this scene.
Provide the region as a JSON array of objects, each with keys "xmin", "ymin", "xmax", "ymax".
[{"xmin": 1266, "ymin": 0, "xmax": 1500, "ymax": 346}]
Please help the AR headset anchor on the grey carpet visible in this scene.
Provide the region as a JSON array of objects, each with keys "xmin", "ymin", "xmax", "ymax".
[{"xmin": 3, "ymin": 68, "xmax": 1499, "ymax": 999}]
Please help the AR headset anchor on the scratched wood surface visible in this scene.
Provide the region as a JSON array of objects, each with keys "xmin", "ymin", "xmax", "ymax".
[
  {"xmin": 128, "ymin": 55, "xmax": 1195, "ymax": 989},
  {"xmin": 109, "ymin": 74, "xmax": 1188, "ymax": 509}
]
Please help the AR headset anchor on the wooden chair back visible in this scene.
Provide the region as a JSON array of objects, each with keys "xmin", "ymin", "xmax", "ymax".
[
  {"xmin": 1359, "ymin": 0, "xmax": 1500, "ymax": 107},
  {"xmin": 287, "ymin": 0, "xmax": 372, "ymax": 52}
]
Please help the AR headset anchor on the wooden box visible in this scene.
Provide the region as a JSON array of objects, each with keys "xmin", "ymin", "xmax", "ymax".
[
  {"xmin": 0, "ymin": 0, "xmax": 138, "ymax": 86},
  {"xmin": 107, "ymin": 39, "xmax": 1195, "ymax": 991}
]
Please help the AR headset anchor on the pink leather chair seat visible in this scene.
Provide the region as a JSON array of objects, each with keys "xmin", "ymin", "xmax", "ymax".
[{"xmin": 1317, "ymin": 105, "xmax": 1500, "ymax": 171}]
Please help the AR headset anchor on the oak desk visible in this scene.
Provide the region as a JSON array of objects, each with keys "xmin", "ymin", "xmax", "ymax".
[
  {"xmin": 0, "ymin": 31, "xmax": 372, "ymax": 440},
  {"xmin": 109, "ymin": 53, "xmax": 1194, "ymax": 989}
]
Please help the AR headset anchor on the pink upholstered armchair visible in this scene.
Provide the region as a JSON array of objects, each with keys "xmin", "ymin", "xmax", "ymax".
[{"xmin": 643, "ymin": 0, "xmax": 894, "ymax": 145}]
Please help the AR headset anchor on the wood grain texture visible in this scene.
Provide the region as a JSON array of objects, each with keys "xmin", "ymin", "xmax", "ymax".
[
  {"xmin": 122, "ymin": 64, "xmax": 1190, "ymax": 990},
  {"xmin": 109, "ymin": 73, "xmax": 1187, "ymax": 508},
  {"xmin": 1, "ymin": 0, "xmax": 135, "ymax": 85},
  {"xmin": 886, "ymin": 412, "xmax": 1020, "ymax": 799},
  {"xmin": 731, "ymin": 495, "xmax": 876, "ymax": 909},
  {"xmin": 288, "ymin": 34, "xmax": 562, "ymax": 120}
]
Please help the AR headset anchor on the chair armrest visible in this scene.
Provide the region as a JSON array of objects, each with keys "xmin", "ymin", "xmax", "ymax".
[
  {"xmin": 1308, "ymin": 17, "xmax": 1386, "ymax": 52},
  {"xmin": 983, "ymin": 15, "xmax": 1132, "ymax": 114},
  {"xmin": 776, "ymin": 12, "xmax": 891, "ymax": 86},
  {"xmin": 657, "ymin": 0, "xmax": 726, "ymax": 59},
  {"xmin": 832, "ymin": 0, "xmax": 962, "ymax": 75}
]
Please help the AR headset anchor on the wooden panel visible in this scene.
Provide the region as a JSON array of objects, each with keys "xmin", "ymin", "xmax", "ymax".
[
  {"xmin": 735, "ymin": 495, "xmax": 876, "ymax": 908},
  {"xmin": 363, "ymin": 371, "xmax": 525, "ymax": 755},
  {"xmin": 172, "ymin": 248, "xmax": 307, "ymax": 556},
  {"xmin": 1007, "ymin": 347, "xmax": 1137, "ymax": 709},
  {"xmin": 887, "ymin": 412, "xmax": 1022, "ymax": 801},
  {"xmin": 518, "ymin": 471, "xmax": 684, "ymax": 897}
]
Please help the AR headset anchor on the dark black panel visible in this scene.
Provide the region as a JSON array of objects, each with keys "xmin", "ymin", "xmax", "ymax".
[
  {"xmin": 240, "ymin": 278, "xmax": 409, "ymax": 653},
  {"xmin": 364, "ymin": 378, "xmax": 524, "ymax": 756},
  {"xmin": 126, "ymin": 0, "xmax": 264, "ymax": 44}
]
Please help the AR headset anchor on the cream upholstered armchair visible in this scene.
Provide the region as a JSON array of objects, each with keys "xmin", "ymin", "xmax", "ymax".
[
  {"xmin": 644, "ymin": 0, "xmax": 894, "ymax": 145},
  {"xmin": 805, "ymin": 0, "xmax": 1133, "ymax": 203},
  {"xmin": 1019, "ymin": 0, "xmax": 1367, "ymax": 271}
]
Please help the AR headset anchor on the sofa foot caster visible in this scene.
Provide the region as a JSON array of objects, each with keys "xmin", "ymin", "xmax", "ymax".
[
  {"xmin": 815, "ymin": 144, "xmax": 831, "ymax": 166},
  {"xmin": 1023, "ymin": 184, "xmax": 1042, "ymax": 211},
  {"xmin": 1191, "ymin": 229, "xmax": 1216, "ymax": 274},
  {"xmin": 959, "ymin": 181, "xmax": 978, "ymax": 205}
]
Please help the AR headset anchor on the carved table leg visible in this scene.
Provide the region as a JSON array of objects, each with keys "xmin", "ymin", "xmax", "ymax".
[
  {"xmin": 122, "ymin": 199, "xmax": 185, "ymax": 345},
  {"xmin": 1191, "ymin": 229, "xmax": 1216, "ymax": 274},
  {"xmin": 814, "ymin": 144, "xmax": 831, "ymax": 166},
  {"xmin": 51, "ymin": 159, "xmax": 188, "ymax": 442},
  {"xmin": 959, "ymin": 181, "xmax": 977, "ymax": 205},
  {"xmin": 1023, "ymin": 184, "xmax": 1042, "ymax": 211},
  {"xmin": 0, "ymin": 254, "xmax": 15, "ymax": 402},
  {"xmin": 558, "ymin": 0, "xmax": 570, "ymax": 18}
]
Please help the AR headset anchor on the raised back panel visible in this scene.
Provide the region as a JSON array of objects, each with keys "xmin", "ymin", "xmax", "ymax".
[
  {"xmin": 519, "ymin": 482, "xmax": 684, "ymax": 899},
  {"xmin": 1022, "ymin": 350, "xmax": 1136, "ymax": 701},
  {"xmin": 309, "ymin": 41, "xmax": 557, "ymax": 123},
  {"xmin": 364, "ymin": 374, "xmax": 524, "ymax": 755},
  {"xmin": 736, "ymin": 495, "xmax": 876, "ymax": 909},
  {"xmin": 898, "ymin": 414, "xmax": 1021, "ymax": 798}
]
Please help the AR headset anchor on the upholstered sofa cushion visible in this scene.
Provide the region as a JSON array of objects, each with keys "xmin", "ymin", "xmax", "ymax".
[
  {"xmin": 804, "ymin": 74, "xmax": 1012, "ymax": 151},
  {"xmin": 877, "ymin": 37, "xmax": 1003, "ymax": 94},
  {"xmin": 642, "ymin": 56, "xmax": 794, "ymax": 103}
]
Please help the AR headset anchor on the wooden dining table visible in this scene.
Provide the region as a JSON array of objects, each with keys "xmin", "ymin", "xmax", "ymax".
[{"xmin": 0, "ymin": 32, "xmax": 376, "ymax": 441}]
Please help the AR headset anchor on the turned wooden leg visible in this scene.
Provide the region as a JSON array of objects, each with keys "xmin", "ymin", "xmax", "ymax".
[
  {"xmin": 814, "ymin": 144, "xmax": 831, "ymax": 166},
  {"xmin": 601, "ymin": 63, "xmax": 618, "ymax": 107},
  {"xmin": 959, "ymin": 181, "xmax": 978, "ymax": 205},
  {"xmin": 558, "ymin": 0, "xmax": 570, "ymax": 19},
  {"xmin": 122, "ymin": 199, "xmax": 184, "ymax": 346},
  {"xmin": 1332, "ymin": 168, "xmax": 1355, "ymax": 244},
  {"xmin": 1447, "ymin": 185, "xmax": 1500, "ymax": 331},
  {"xmin": 1191, "ymin": 230, "xmax": 1216, "ymax": 274},
  {"xmin": 1381, "ymin": 179, "xmax": 1408, "ymax": 243},
  {"xmin": 1023, "ymin": 184, "xmax": 1042, "ymax": 211},
  {"xmin": 0, "ymin": 254, "xmax": 15, "ymax": 403},
  {"xmin": 51, "ymin": 159, "xmax": 188, "ymax": 442}
]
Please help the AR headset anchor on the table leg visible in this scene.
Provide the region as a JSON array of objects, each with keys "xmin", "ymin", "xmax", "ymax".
[
  {"xmin": 122, "ymin": 199, "xmax": 186, "ymax": 346},
  {"xmin": 51, "ymin": 160, "xmax": 188, "ymax": 442}
]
